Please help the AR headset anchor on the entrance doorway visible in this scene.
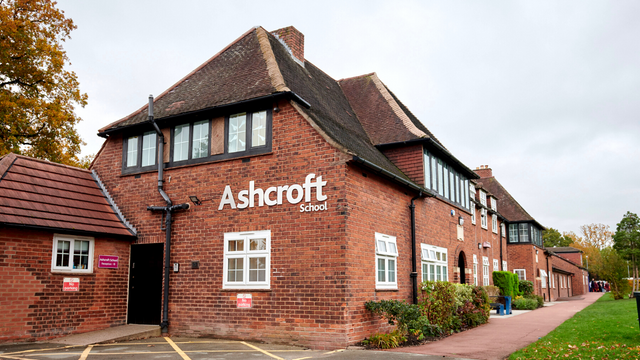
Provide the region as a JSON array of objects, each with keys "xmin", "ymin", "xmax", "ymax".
[
  {"xmin": 128, "ymin": 243, "xmax": 163, "ymax": 324},
  {"xmin": 458, "ymin": 252, "xmax": 466, "ymax": 284}
]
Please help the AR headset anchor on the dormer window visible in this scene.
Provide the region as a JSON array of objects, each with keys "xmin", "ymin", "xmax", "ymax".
[
  {"xmin": 172, "ymin": 120, "xmax": 210, "ymax": 163},
  {"xmin": 123, "ymin": 131, "xmax": 157, "ymax": 172},
  {"xmin": 227, "ymin": 111, "xmax": 268, "ymax": 154},
  {"xmin": 479, "ymin": 191, "xmax": 487, "ymax": 207},
  {"xmin": 490, "ymin": 197, "xmax": 497, "ymax": 211},
  {"xmin": 424, "ymin": 149, "xmax": 470, "ymax": 210}
]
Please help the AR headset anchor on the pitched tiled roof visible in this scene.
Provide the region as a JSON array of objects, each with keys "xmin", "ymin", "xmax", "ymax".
[
  {"xmin": 548, "ymin": 247, "xmax": 582, "ymax": 253},
  {"xmin": 98, "ymin": 26, "xmax": 469, "ymax": 183},
  {"xmin": 0, "ymin": 153, "xmax": 136, "ymax": 238},
  {"xmin": 476, "ymin": 175, "xmax": 541, "ymax": 225}
]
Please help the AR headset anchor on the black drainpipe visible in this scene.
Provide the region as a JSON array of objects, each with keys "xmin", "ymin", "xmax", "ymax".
[
  {"xmin": 145, "ymin": 95, "xmax": 190, "ymax": 333},
  {"xmin": 410, "ymin": 191, "xmax": 423, "ymax": 305},
  {"xmin": 546, "ymin": 251, "xmax": 551, "ymax": 301}
]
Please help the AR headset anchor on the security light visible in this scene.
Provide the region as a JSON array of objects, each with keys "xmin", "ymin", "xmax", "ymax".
[
  {"xmin": 458, "ymin": 216, "xmax": 464, "ymax": 226},
  {"xmin": 189, "ymin": 196, "xmax": 202, "ymax": 206}
]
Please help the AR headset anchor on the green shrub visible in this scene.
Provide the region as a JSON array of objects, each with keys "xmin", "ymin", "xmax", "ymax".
[
  {"xmin": 492, "ymin": 271, "xmax": 520, "ymax": 297},
  {"xmin": 364, "ymin": 299, "xmax": 440, "ymax": 341},
  {"xmin": 518, "ymin": 280, "xmax": 534, "ymax": 296},
  {"xmin": 524, "ymin": 294, "xmax": 544, "ymax": 308},
  {"xmin": 419, "ymin": 281, "xmax": 457, "ymax": 334},
  {"xmin": 456, "ymin": 285, "xmax": 491, "ymax": 330},
  {"xmin": 512, "ymin": 297, "xmax": 537, "ymax": 310},
  {"xmin": 364, "ymin": 330, "xmax": 406, "ymax": 349}
]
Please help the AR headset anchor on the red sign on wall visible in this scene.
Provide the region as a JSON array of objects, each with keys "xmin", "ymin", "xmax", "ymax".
[
  {"xmin": 237, "ymin": 294, "xmax": 252, "ymax": 308},
  {"xmin": 63, "ymin": 278, "xmax": 79, "ymax": 292},
  {"xmin": 98, "ymin": 255, "xmax": 119, "ymax": 269}
]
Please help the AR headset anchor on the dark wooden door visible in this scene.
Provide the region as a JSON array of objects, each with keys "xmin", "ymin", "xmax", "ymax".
[{"xmin": 128, "ymin": 243, "xmax": 163, "ymax": 324}]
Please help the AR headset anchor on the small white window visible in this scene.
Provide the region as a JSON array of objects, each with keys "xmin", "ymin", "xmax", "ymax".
[
  {"xmin": 501, "ymin": 223, "xmax": 506, "ymax": 237},
  {"xmin": 479, "ymin": 190, "xmax": 487, "ymax": 207},
  {"xmin": 174, "ymin": 124, "xmax": 190, "ymax": 161},
  {"xmin": 490, "ymin": 197, "xmax": 497, "ymax": 211},
  {"xmin": 540, "ymin": 269, "xmax": 548, "ymax": 289},
  {"xmin": 502, "ymin": 260, "xmax": 507, "ymax": 271},
  {"xmin": 192, "ymin": 120, "xmax": 210, "ymax": 159},
  {"xmin": 482, "ymin": 256, "xmax": 490, "ymax": 286},
  {"xmin": 141, "ymin": 131, "xmax": 156, "ymax": 167},
  {"xmin": 223, "ymin": 230, "xmax": 270, "ymax": 289},
  {"xmin": 552, "ymin": 272, "xmax": 555, "ymax": 288},
  {"xmin": 51, "ymin": 235, "xmax": 94, "ymax": 273},
  {"xmin": 376, "ymin": 233, "xmax": 398, "ymax": 289},
  {"xmin": 493, "ymin": 259, "xmax": 499, "ymax": 272},
  {"xmin": 421, "ymin": 244, "xmax": 448, "ymax": 282},
  {"xmin": 228, "ymin": 113, "xmax": 247, "ymax": 153},
  {"xmin": 251, "ymin": 111, "xmax": 267, "ymax": 148},
  {"xmin": 514, "ymin": 269, "xmax": 526, "ymax": 281},
  {"xmin": 126, "ymin": 136, "xmax": 138, "ymax": 167},
  {"xmin": 492, "ymin": 214, "xmax": 498, "ymax": 233},
  {"xmin": 473, "ymin": 254, "xmax": 478, "ymax": 286},
  {"xmin": 481, "ymin": 209, "xmax": 488, "ymax": 229},
  {"xmin": 471, "ymin": 203, "xmax": 476, "ymax": 225}
]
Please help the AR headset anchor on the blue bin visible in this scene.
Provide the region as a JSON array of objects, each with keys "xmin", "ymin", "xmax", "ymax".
[{"xmin": 504, "ymin": 296, "xmax": 512, "ymax": 315}]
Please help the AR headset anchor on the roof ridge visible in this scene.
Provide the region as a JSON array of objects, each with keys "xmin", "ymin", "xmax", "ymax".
[
  {"xmin": 0, "ymin": 152, "xmax": 18, "ymax": 182},
  {"xmin": 98, "ymin": 26, "xmax": 259, "ymax": 133},
  {"xmin": 256, "ymin": 27, "xmax": 290, "ymax": 92},
  {"xmin": 92, "ymin": 170, "xmax": 137, "ymax": 235},
  {"xmin": 337, "ymin": 72, "xmax": 376, "ymax": 82},
  {"xmin": 369, "ymin": 73, "xmax": 427, "ymax": 139}
]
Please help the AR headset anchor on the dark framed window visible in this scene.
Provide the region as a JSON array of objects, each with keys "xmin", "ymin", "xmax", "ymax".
[
  {"xmin": 225, "ymin": 110, "xmax": 271, "ymax": 156},
  {"xmin": 122, "ymin": 131, "xmax": 157, "ymax": 174},
  {"xmin": 170, "ymin": 120, "xmax": 211, "ymax": 164},
  {"xmin": 424, "ymin": 148, "xmax": 470, "ymax": 210}
]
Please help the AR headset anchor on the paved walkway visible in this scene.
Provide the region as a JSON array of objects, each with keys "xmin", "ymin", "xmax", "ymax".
[{"xmin": 390, "ymin": 292, "xmax": 604, "ymax": 360}]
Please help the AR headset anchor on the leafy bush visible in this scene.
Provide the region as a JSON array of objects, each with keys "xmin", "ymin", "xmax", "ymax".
[
  {"xmin": 483, "ymin": 285, "xmax": 500, "ymax": 296},
  {"xmin": 456, "ymin": 285, "xmax": 490, "ymax": 330},
  {"xmin": 364, "ymin": 299, "xmax": 440, "ymax": 342},
  {"xmin": 519, "ymin": 280, "xmax": 534, "ymax": 296},
  {"xmin": 419, "ymin": 281, "xmax": 458, "ymax": 334},
  {"xmin": 524, "ymin": 294, "xmax": 544, "ymax": 308},
  {"xmin": 512, "ymin": 297, "xmax": 537, "ymax": 310},
  {"xmin": 364, "ymin": 330, "xmax": 406, "ymax": 349},
  {"xmin": 492, "ymin": 271, "xmax": 520, "ymax": 297}
]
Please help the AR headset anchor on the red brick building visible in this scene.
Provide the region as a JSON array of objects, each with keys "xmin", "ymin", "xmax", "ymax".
[
  {"xmin": 0, "ymin": 153, "xmax": 136, "ymax": 342},
  {"xmin": 87, "ymin": 26, "xmax": 509, "ymax": 349},
  {"xmin": 475, "ymin": 166, "xmax": 588, "ymax": 301}
]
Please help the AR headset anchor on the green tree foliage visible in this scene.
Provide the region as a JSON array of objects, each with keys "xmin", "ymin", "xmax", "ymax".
[
  {"xmin": 0, "ymin": 0, "xmax": 88, "ymax": 166},
  {"xmin": 595, "ymin": 248, "xmax": 631, "ymax": 299},
  {"xmin": 542, "ymin": 228, "xmax": 574, "ymax": 248},
  {"xmin": 492, "ymin": 271, "xmax": 520, "ymax": 297},
  {"xmin": 613, "ymin": 211, "xmax": 640, "ymax": 292}
]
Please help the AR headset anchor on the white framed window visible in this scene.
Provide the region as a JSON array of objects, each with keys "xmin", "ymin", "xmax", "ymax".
[
  {"xmin": 492, "ymin": 215, "xmax": 498, "ymax": 233},
  {"xmin": 479, "ymin": 190, "xmax": 487, "ymax": 207},
  {"xmin": 502, "ymin": 260, "xmax": 507, "ymax": 271},
  {"xmin": 481, "ymin": 209, "xmax": 488, "ymax": 229},
  {"xmin": 174, "ymin": 124, "xmax": 190, "ymax": 161},
  {"xmin": 514, "ymin": 269, "xmax": 526, "ymax": 281},
  {"xmin": 421, "ymin": 244, "xmax": 448, "ymax": 282},
  {"xmin": 471, "ymin": 203, "xmax": 476, "ymax": 225},
  {"xmin": 141, "ymin": 131, "xmax": 157, "ymax": 167},
  {"xmin": 126, "ymin": 136, "xmax": 138, "ymax": 167},
  {"xmin": 501, "ymin": 223, "xmax": 506, "ymax": 237},
  {"xmin": 473, "ymin": 254, "xmax": 478, "ymax": 286},
  {"xmin": 552, "ymin": 272, "xmax": 555, "ymax": 288},
  {"xmin": 493, "ymin": 259, "xmax": 499, "ymax": 272},
  {"xmin": 376, "ymin": 233, "xmax": 398, "ymax": 289},
  {"xmin": 482, "ymin": 256, "xmax": 490, "ymax": 286},
  {"xmin": 540, "ymin": 269, "xmax": 548, "ymax": 289},
  {"xmin": 223, "ymin": 230, "xmax": 271, "ymax": 289},
  {"xmin": 490, "ymin": 197, "xmax": 497, "ymax": 211},
  {"xmin": 51, "ymin": 234, "xmax": 94, "ymax": 273}
]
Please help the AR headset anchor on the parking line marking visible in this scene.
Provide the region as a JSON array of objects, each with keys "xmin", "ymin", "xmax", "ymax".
[
  {"xmin": 2, "ymin": 345, "xmax": 78, "ymax": 355},
  {"xmin": 78, "ymin": 345, "xmax": 93, "ymax": 360},
  {"xmin": 164, "ymin": 337, "xmax": 192, "ymax": 360},
  {"xmin": 292, "ymin": 357, "xmax": 313, "ymax": 360},
  {"xmin": 241, "ymin": 342, "xmax": 284, "ymax": 360},
  {"xmin": 0, "ymin": 355, "xmax": 39, "ymax": 360}
]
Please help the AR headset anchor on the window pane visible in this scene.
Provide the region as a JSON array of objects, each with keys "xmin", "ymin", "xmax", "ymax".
[
  {"xmin": 141, "ymin": 132, "xmax": 156, "ymax": 167},
  {"xmin": 227, "ymin": 258, "xmax": 243, "ymax": 282},
  {"xmin": 249, "ymin": 257, "xmax": 266, "ymax": 282},
  {"xmin": 464, "ymin": 179, "xmax": 469, "ymax": 209},
  {"xmin": 437, "ymin": 265, "xmax": 441, "ymax": 281},
  {"xmin": 388, "ymin": 259, "xmax": 395, "ymax": 283},
  {"xmin": 377, "ymin": 240, "xmax": 387, "ymax": 253},
  {"xmin": 430, "ymin": 265, "xmax": 435, "ymax": 281},
  {"xmin": 423, "ymin": 263, "xmax": 428, "ymax": 281},
  {"xmin": 192, "ymin": 120, "xmax": 209, "ymax": 159},
  {"xmin": 431, "ymin": 157, "xmax": 438, "ymax": 192},
  {"xmin": 424, "ymin": 152, "xmax": 431, "ymax": 188},
  {"xmin": 73, "ymin": 240, "xmax": 90, "ymax": 270},
  {"xmin": 228, "ymin": 239, "xmax": 244, "ymax": 252},
  {"xmin": 251, "ymin": 111, "xmax": 267, "ymax": 148},
  {"xmin": 443, "ymin": 166, "xmax": 449, "ymax": 199},
  {"xmin": 174, "ymin": 124, "xmax": 190, "ymax": 161},
  {"xmin": 436, "ymin": 252, "xmax": 441, "ymax": 261},
  {"xmin": 430, "ymin": 250, "xmax": 435, "ymax": 259},
  {"xmin": 250, "ymin": 238, "xmax": 266, "ymax": 251},
  {"xmin": 378, "ymin": 258, "xmax": 386, "ymax": 282},
  {"xmin": 437, "ymin": 160, "xmax": 443, "ymax": 196},
  {"xmin": 126, "ymin": 137, "xmax": 138, "ymax": 167},
  {"xmin": 56, "ymin": 240, "xmax": 70, "ymax": 267},
  {"xmin": 388, "ymin": 242, "xmax": 397, "ymax": 255},
  {"xmin": 519, "ymin": 223, "xmax": 529, "ymax": 242},
  {"xmin": 229, "ymin": 113, "xmax": 246, "ymax": 153}
]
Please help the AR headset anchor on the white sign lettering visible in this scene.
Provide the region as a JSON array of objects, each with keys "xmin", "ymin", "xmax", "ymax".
[{"xmin": 218, "ymin": 173, "xmax": 327, "ymax": 211}]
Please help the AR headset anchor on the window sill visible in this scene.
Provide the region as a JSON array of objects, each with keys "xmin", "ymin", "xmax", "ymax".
[
  {"xmin": 50, "ymin": 271, "xmax": 95, "ymax": 276},
  {"xmin": 375, "ymin": 288, "xmax": 399, "ymax": 292},
  {"xmin": 220, "ymin": 288, "xmax": 272, "ymax": 292}
]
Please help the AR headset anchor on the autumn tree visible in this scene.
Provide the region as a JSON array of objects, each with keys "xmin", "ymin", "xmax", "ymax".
[
  {"xmin": 542, "ymin": 228, "xmax": 573, "ymax": 248},
  {"xmin": 613, "ymin": 212, "xmax": 640, "ymax": 292},
  {"xmin": 595, "ymin": 248, "xmax": 631, "ymax": 299},
  {"xmin": 0, "ymin": 0, "xmax": 88, "ymax": 166}
]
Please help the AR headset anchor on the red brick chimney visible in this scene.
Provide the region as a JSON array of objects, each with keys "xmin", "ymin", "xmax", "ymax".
[
  {"xmin": 475, "ymin": 165, "xmax": 493, "ymax": 178},
  {"xmin": 271, "ymin": 26, "xmax": 304, "ymax": 63}
]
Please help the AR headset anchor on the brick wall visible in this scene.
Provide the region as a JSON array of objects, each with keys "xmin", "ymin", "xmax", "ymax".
[
  {"xmin": 0, "ymin": 228, "xmax": 130, "ymax": 343},
  {"xmin": 550, "ymin": 254, "xmax": 587, "ymax": 298},
  {"xmin": 507, "ymin": 243, "xmax": 552, "ymax": 299},
  {"xmin": 380, "ymin": 145, "xmax": 425, "ymax": 186}
]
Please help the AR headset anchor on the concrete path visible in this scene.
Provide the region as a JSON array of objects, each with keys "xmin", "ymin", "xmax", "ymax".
[
  {"xmin": 390, "ymin": 292, "xmax": 604, "ymax": 360},
  {"xmin": 49, "ymin": 324, "xmax": 160, "ymax": 346}
]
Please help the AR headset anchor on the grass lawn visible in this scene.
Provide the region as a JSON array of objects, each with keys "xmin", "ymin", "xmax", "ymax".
[{"xmin": 510, "ymin": 293, "xmax": 640, "ymax": 359}]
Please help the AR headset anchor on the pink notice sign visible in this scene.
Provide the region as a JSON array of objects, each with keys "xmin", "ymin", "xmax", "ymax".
[
  {"xmin": 63, "ymin": 278, "xmax": 79, "ymax": 292},
  {"xmin": 237, "ymin": 294, "xmax": 252, "ymax": 308},
  {"xmin": 98, "ymin": 255, "xmax": 119, "ymax": 269}
]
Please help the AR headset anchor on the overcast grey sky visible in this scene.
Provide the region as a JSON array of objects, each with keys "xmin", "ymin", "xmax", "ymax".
[{"xmin": 56, "ymin": 0, "xmax": 640, "ymax": 236}]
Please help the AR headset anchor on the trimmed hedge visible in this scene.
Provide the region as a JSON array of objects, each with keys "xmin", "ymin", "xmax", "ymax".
[{"xmin": 492, "ymin": 271, "xmax": 521, "ymax": 297}]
